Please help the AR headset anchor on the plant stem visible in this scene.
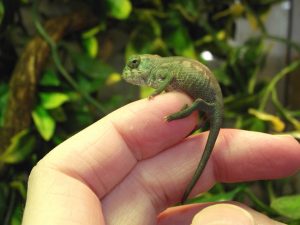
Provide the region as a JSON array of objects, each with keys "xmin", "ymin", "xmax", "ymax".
[
  {"xmin": 272, "ymin": 90, "xmax": 300, "ymax": 130},
  {"xmin": 259, "ymin": 60, "xmax": 300, "ymax": 111},
  {"xmin": 265, "ymin": 34, "xmax": 300, "ymax": 53},
  {"xmin": 32, "ymin": 1, "xmax": 107, "ymax": 115},
  {"xmin": 3, "ymin": 190, "xmax": 16, "ymax": 225},
  {"xmin": 244, "ymin": 188, "xmax": 277, "ymax": 215}
]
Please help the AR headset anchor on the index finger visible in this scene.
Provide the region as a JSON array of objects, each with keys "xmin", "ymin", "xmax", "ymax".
[
  {"xmin": 38, "ymin": 92, "xmax": 197, "ymax": 198},
  {"xmin": 22, "ymin": 92, "xmax": 196, "ymax": 225}
]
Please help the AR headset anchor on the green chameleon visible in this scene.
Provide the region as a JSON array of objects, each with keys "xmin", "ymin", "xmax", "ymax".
[{"xmin": 122, "ymin": 54, "xmax": 223, "ymax": 203}]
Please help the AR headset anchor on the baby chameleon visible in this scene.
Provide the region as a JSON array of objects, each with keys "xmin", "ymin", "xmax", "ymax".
[{"xmin": 122, "ymin": 54, "xmax": 223, "ymax": 204}]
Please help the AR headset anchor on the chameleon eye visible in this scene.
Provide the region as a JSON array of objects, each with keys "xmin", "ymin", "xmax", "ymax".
[{"xmin": 128, "ymin": 55, "xmax": 141, "ymax": 69}]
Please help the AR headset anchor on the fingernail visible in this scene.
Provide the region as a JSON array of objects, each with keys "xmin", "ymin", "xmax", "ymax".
[{"xmin": 191, "ymin": 204, "xmax": 255, "ymax": 225}]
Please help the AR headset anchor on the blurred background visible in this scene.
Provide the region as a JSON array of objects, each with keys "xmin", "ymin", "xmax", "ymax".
[{"xmin": 0, "ymin": 0, "xmax": 299, "ymax": 224}]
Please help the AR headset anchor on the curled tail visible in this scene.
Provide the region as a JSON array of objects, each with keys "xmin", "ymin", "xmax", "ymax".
[{"xmin": 181, "ymin": 109, "xmax": 222, "ymax": 204}]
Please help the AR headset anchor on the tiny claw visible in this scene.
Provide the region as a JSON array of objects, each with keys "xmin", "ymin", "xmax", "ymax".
[
  {"xmin": 164, "ymin": 115, "xmax": 172, "ymax": 122},
  {"xmin": 148, "ymin": 95, "xmax": 155, "ymax": 100}
]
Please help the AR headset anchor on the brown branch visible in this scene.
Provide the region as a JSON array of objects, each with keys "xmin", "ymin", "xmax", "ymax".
[{"xmin": 0, "ymin": 9, "xmax": 98, "ymax": 153}]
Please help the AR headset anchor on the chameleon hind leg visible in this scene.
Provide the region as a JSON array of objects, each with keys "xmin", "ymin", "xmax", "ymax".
[{"xmin": 165, "ymin": 98, "xmax": 214, "ymax": 121}]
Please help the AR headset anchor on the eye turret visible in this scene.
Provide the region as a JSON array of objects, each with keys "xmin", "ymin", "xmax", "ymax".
[{"xmin": 127, "ymin": 55, "xmax": 141, "ymax": 69}]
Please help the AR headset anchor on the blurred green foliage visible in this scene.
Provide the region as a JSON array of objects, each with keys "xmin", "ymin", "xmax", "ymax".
[{"xmin": 0, "ymin": 0, "xmax": 299, "ymax": 224}]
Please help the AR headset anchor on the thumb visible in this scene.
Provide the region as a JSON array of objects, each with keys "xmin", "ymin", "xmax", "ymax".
[{"xmin": 191, "ymin": 203, "xmax": 285, "ymax": 225}]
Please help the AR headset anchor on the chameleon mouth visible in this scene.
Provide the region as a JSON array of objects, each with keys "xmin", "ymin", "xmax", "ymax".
[{"xmin": 122, "ymin": 68, "xmax": 145, "ymax": 86}]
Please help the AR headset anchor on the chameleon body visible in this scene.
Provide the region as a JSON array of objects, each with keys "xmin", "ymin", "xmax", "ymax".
[{"xmin": 122, "ymin": 54, "xmax": 223, "ymax": 203}]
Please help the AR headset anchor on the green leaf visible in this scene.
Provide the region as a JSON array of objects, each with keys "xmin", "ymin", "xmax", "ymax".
[
  {"xmin": 106, "ymin": 0, "xmax": 132, "ymax": 20},
  {"xmin": 50, "ymin": 107, "xmax": 67, "ymax": 122},
  {"xmin": 0, "ymin": 1, "xmax": 4, "ymax": 25},
  {"xmin": 271, "ymin": 195, "xmax": 300, "ymax": 219},
  {"xmin": 172, "ymin": 2, "xmax": 198, "ymax": 20},
  {"xmin": 0, "ymin": 83, "xmax": 8, "ymax": 126},
  {"xmin": 140, "ymin": 86, "xmax": 155, "ymax": 99},
  {"xmin": 82, "ymin": 36, "xmax": 99, "ymax": 58},
  {"xmin": 73, "ymin": 53, "xmax": 114, "ymax": 79},
  {"xmin": 11, "ymin": 203, "xmax": 23, "ymax": 225},
  {"xmin": 40, "ymin": 69, "xmax": 60, "ymax": 86},
  {"xmin": 32, "ymin": 105, "xmax": 56, "ymax": 141},
  {"xmin": 77, "ymin": 75, "xmax": 104, "ymax": 93},
  {"xmin": 11, "ymin": 180, "xmax": 27, "ymax": 199},
  {"xmin": 0, "ymin": 130, "xmax": 35, "ymax": 164},
  {"xmin": 187, "ymin": 185, "xmax": 245, "ymax": 204},
  {"xmin": 100, "ymin": 95, "xmax": 125, "ymax": 112},
  {"xmin": 248, "ymin": 118, "xmax": 266, "ymax": 132},
  {"xmin": 164, "ymin": 16, "xmax": 196, "ymax": 58},
  {"xmin": 40, "ymin": 92, "xmax": 70, "ymax": 109},
  {"xmin": 82, "ymin": 24, "xmax": 104, "ymax": 38},
  {"xmin": 213, "ymin": 66, "xmax": 232, "ymax": 86},
  {"xmin": 106, "ymin": 73, "xmax": 122, "ymax": 86}
]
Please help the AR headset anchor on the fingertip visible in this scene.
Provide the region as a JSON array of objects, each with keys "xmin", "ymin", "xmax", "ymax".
[
  {"xmin": 213, "ymin": 129, "xmax": 300, "ymax": 182},
  {"xmin": 109, "ymin": 92, "xmax": 198, "ymax": 159},
  {"xmin": 191, "ymin": 204, "xmax": 255, "ymax": 225}
]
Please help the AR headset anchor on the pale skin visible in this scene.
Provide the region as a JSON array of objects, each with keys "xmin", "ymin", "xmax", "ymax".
[{"xmin": 22, "ymin": 92, "xmax": 300, "ymax": 225}]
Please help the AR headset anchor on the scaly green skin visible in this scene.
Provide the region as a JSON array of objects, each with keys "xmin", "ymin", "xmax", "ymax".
[{"xmin": 122, "ymin": 54, "xmax": 223, "ymax": 204}]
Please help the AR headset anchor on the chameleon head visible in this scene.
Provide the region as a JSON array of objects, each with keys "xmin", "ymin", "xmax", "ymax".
[{"xmin": 122, "ymin": 54, "xmax": 161, "ymax": 86}]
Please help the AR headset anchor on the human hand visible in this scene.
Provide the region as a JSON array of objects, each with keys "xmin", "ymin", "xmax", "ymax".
[{"xmin": 22, "ymin": 92, "xmax": 300, "ymax": 225}]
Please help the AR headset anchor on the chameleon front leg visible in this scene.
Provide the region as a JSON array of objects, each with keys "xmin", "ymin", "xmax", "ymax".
[
  {"xmin": 149, "ymin": 74, "xmax": 174, "ymax": 98},
  {"xmin": 166, "ymin": 98, "xmax": 214, "ymax": 121}
]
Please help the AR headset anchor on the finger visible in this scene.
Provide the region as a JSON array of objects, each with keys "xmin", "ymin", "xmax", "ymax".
[
  {"xmin": 102, "ymin": 130, "xmax": 300, "ymax": 225},
  {"xmin": 163, "ymin": 130, "xmax": 300, "ymax": 198},
  {"xmin": 39, "ymin": 92, "xmax": 196, "ymax": 198},
  {"xmin": 158, "ymin": 202, "xmax": 285, "ymax": 225},
  {"xmin": 213, "ymin": 130, "xmax": 300, "ymax": 182}
]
